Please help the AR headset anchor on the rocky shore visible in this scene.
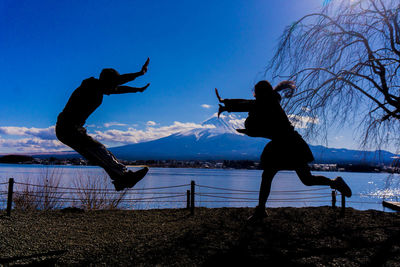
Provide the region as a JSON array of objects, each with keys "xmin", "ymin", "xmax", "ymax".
[{"xmin": 1, "ymin": 207, "xmax": 399, "ymax": 266}]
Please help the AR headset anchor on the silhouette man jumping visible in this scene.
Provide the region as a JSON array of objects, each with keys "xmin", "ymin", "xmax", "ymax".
[
  {"xmin": 56, "ymin": 58, "xmax": 150, "ymax": 191},
  {"xmin": 216, "ymin": 80, "xmax": 352, "ymax": 220}
]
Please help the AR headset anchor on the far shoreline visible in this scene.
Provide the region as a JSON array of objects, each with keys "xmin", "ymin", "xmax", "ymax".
[{"xmin": 0, "ymin": 161, "xmax": 399, "ymax": 174}]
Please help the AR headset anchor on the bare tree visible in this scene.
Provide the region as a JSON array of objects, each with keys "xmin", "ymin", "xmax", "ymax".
[{"xmin": 268, "ymin": 0, "xmax": 400, "ymax": 151}]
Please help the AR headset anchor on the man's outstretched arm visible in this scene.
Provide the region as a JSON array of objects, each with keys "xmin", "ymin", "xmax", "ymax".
[
  {"xmin": 111, "ymin": 83, "xmax": 150, "ymax": 94},
  {"xmin": 117, "ymin": 58, "xmax": 150, "ymax": 85}
]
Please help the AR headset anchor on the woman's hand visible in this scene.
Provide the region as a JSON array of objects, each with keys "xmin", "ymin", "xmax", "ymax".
[
  {"xmin": 215, "ymin": 88, "xmax": 224, "ymax": 103},
  {"xmin": 215, "ymin": 88, "xmax": 226, "ymax": 118},
  {"xmin": 218, "ymin": 104, "xmax": 227, "ymax": 118}
]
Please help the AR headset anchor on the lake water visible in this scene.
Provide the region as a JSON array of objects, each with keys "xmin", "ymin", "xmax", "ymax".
[{"xmin": 0, "ymin": 164, "xmax": 399, "ymax": 211}]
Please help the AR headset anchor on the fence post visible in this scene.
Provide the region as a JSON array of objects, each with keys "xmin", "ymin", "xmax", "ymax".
[
  {"xmin": 6, "ymin": 178, "xmax": 14, "ymax": 216},
  {"xmin": 340, "ymin": 194, "xmax": 346, "ymax": 217},
  {"xmin": 186, "ymin": 190, "xmax": 190, "ymax": 210},
  {"xmin": 190, "ymin": 180, "xmax": 195, "ymax": 215},
  {"xmin": 331, "ymin": 190, "xmax": 336, "ymax": 208}
]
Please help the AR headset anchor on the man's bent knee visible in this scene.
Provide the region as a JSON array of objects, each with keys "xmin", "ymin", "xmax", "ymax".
[{"xmin": 55, "ymin": 123, "xmax": 74, "ymax": 144}]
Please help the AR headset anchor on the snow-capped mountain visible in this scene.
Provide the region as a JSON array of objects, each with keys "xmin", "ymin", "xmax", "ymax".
[
  {"xmin": 109, "ymin": 114, "xmax": 267, "ymax": 160},
  {"xmin": 109, "ymin": 114, "xmax": 398, "ymax": 164},
  {"xmin": 174, "ymin": 114, "xmax": 245, "ymax": 139}
]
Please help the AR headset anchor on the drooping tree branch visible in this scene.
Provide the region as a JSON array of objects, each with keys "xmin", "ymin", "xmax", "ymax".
[{"xmin": 267, "ymin": 0, "xmax": 400, "ymax": 150}]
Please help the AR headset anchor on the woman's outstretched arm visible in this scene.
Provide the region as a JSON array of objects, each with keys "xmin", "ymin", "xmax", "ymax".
[
  {"xmin": 222, "ymin": 99, "xmax": 255, "ymax": 112},
  {"xmin": 215, "ymin": 88, "xmax": 254, "ymax": 116}
]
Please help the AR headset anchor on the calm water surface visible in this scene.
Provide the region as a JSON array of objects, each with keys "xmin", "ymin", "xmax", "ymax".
[{"xmin": 0, "ymin": 164, "xmax": 399, "ymax": 211}]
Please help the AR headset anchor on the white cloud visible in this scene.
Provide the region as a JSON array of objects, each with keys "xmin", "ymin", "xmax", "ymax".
[
  {"xmin": 0, "ymin": 120, "xmax": 217, "ymax": 152},
  {"xmin": 288, "ymin": 114, "xmax": 319, "ymax": 129},
  {"xmin": 146, "ymin": 121, "xmax": 157, "ymax": 126},
  {"xmin": 92, "ymin": 121, "xmax": 215, "ymax": 144},
  {"xmin": 0, "ymin": 138, "xmax": 66, "ymax": 153},
  {"xmin": 0, "ymin": 126, "xmax": 56, "ymax": 140},
  {"xmin": 201, "ymin": 104, "xmax": 212, "ymax": 109},
  {"xmin": 103, "ymin": 122, "xmax": 128, "ymax": 128},
  {"xmin": 0, "ymin": 126, "xmax": 68, "ymax": 153}
]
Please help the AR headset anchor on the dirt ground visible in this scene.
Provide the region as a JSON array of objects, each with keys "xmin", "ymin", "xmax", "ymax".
[{"xmin": 0, "ymin": 207, "xmax": 399, "ymax": 266}]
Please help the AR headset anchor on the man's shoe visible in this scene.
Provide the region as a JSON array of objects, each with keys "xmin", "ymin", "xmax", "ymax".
[
  {"xmin": 331, "ymin": 176, "xmax": 352, "ymax": 197},
  {"xmin": 113, "ymin": 167, "xmax": 149, "ymax": 191}
]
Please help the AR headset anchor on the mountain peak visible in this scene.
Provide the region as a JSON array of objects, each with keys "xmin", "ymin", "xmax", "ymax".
[
  {"xmin": 202, "ymin": 113, "xmax": 245, "ymax": 132},
  {"xmin": 176, "ymin": 113, "xmax": 246, "ymax": 140}
]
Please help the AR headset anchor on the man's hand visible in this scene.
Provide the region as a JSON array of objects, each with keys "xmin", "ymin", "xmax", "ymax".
[
  {"xmin": 141, "ymin": 58, "xmax": 150, "ymax": 75},
  {"xmin": 138, "ymin": 83, "xmax": 150, "ymax": 92}
]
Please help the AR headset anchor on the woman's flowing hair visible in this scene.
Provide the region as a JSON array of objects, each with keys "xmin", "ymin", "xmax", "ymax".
[
  {"xmin": 254, "ymin": 80, "xmax": 296, "ymax": 102},
  {"xmin": 273, "ymin": 80, "xmax": 296, "ymax": 98}
]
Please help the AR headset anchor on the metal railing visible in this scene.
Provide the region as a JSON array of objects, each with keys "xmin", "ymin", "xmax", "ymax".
[{"xmin": 0, "ymin": 178, "xmax": 364, "ymax": 216}]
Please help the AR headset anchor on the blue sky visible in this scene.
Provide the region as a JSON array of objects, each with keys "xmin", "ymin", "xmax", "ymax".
[{"xmin": 0, "ymin": 0, "xmax": 367, "ymax": 153}]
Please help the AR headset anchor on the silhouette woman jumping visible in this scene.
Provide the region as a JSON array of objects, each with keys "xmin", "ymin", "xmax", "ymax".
[
  {"xmin": 216, "ymin": 80, "xmax": 352, "ymax": 220},
  {"xmin": 56, "ymin": 58, "xmax": 150, "ymax": 191}
]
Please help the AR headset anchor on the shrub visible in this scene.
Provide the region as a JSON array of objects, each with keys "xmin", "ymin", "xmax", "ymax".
[
  {"xmin": 13, "ymin": 167, "xmax": 64, "ymax": 210},
  {"xmin": 73, "ymin": 171, "xmax": 127, "ymax": 210}
]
